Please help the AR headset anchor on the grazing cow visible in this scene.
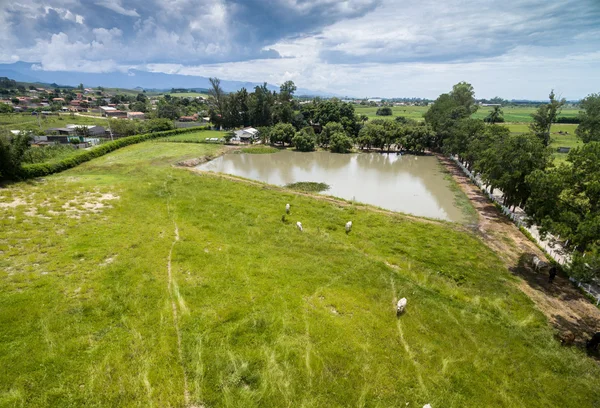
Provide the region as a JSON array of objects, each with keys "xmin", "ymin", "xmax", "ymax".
[
  {"xmin": 345, "ymin": 221, "xmax": 352, "ymax": 234},
  {"xmin": 587, "ymin": 332, "xmax": 600, "ymax": 350},
  {"xmin": 396, "ymin": 298, "xmax": 407, "ymax": 315},
  {"xmin": 532, "ymin": 256, "xmax": 547, "ymax": 271},
  {"xmin": 296, "ymin": 221, "xmax": 303, "ymax": 232},
  {"xmin": 548, "ymin": 265, "xmax": 557, "ymax": 283},
  {"xmin": 286, "ymin": 203, "xmax": 290, "ymax": 214}
]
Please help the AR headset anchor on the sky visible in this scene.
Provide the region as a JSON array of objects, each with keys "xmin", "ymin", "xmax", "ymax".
[{"xmin": 0, "ymin": 0, "xmax": 599, "ymax": 99}]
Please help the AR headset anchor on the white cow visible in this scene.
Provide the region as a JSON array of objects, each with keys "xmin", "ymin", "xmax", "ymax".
[
  {"xmin": 296, "ymin": 221, "xmax": 303, "ymax": 232},
  {"xmin": 285, "ymin": 203, "xmax": 290, "ymax": 214},
  {"xmin": 532, "ymin": 256, "xmax": 547, "ymax": 271},
  {"xmin": 397, "ymin": 297, "xmax": 407, "ymax": 315},
  {"xmin": 345, "ymin": 221, "xmax": 352, "ymax": 234}
]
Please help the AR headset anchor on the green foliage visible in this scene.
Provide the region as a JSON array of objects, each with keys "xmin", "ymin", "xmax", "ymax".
[
  {"xmin": 329, "ymin": 131, "xmax": 353, "ymax": 153},
  {"xmin": 240, "ymin": 146, "xmax": 278, "ymax": 154},
  {"xmin": 0, "ymin": 102, "xmax": 14, "ymax": 113},
  {"xmin": 292, "ymin": 127, "xmax": 317, "ymax": 151},
  {"xmin": 376, "ymin": 106, "xmax": 393, "ymax": 116},
  {"xmin": 109, "ymin": 118, "xmax": 142, "ymax": 136},
  {"xmin": 21, "ymin": 144, "xmax": 78, "ymax": 164},
  {"xmin": 484, "ymin": 106, "xmax": 504, "ymax": 124},
  {"xmin": 575, "ymin": 93, "xmax": 600, "ymax": 143},
  {"xmin": 0, "ymin": 132, "xmax": 31, "ymax": 179},
  {"xmin": 530, "ymin": 90, "xmax": 566, "ymax": 146},
  {"xmin": 400, "ymin": 123, "xmax": 434, "ymax": 153},
  {"xmin": 318, "ymin": 121, "xmax": 345, "ymax": 147},
  {"xmin": 476, "ymin": 133, "xmax": 551, "ymax": 208},
  {"xmin": 145, "ymin": 118, "xmax": 175, "ymax": 133},
  {"xmin": 526, "ymin": 142, "xmax": 600, "ymax": 262},
  {"xmin": 285, "ymin": 181, "xmax": 330, "ymax": 192},
  {"xmin": 270, "ymin": 123, "xmax": 295, "ymax": 146}
]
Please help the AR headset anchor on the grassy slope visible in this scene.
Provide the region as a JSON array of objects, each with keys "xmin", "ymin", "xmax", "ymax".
[
  {"xmin": 1, "ymin": 142, "xmax": 599, "ymax": 407},
  {"xmin": 156, "ymin": 130, "xmax": 226, "ymax": 143}
]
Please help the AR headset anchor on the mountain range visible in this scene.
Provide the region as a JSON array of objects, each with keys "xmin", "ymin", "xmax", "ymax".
[{"xmin": 0, "ymin": 62, "xmax": 337, "ymax": 97}]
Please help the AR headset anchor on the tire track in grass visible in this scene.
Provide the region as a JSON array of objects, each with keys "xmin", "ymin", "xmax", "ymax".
[
  {"xmin": 165, "ymin": 181, "xmax": 191, "ymax": 406},
  {"xmin": 390, "ymin": 276, "xmax": 428, "ymax": 396}
]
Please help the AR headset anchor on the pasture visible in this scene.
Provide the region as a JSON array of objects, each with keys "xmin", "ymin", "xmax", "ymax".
[{"xmin": 1, "ymin": 140, "xmax": 599, "ymax": 407}]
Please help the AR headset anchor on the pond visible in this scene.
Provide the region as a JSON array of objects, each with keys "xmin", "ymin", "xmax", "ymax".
[{"xmin": 197, "ymin": 151, "xmax": 468, "ymax": 223}]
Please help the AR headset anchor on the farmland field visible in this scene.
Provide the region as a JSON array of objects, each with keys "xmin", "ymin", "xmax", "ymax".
[
  {"xmin": 354, "ymin": 105, "xmax": 580, "ymax": 123},
  {"xmin": 1, "ymin": 140, "xmax": 599, "ymax": 407}
]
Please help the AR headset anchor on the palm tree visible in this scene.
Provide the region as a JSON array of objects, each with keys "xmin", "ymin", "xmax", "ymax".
[{"xmin": 485, "ymin": 106, "xmax": 503, "ymax": 124}]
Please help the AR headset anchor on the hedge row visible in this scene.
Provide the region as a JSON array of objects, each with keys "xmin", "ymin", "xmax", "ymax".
[{"xmin": 19, "ymin": 127, "xmax": 207, "ymax": 179}]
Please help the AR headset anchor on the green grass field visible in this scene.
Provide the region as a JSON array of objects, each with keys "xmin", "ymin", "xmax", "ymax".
[
  {"xmin": 1, "ymin": 141, "xmax": 599, "ymax": 407},
  {"xmin": 506, "ymin": 123, "xmax": 581, "ymax": 162},
  {"xmin": 165, "ymin": 92, "xmax": 208, "ymax": 99},
  {"xmin": 156, "ymin": 130, "xmax": 226, "ymax": 143},
  {"xmin": 0, "ymin": 113, "xmax": 107, "ymax": 132},
  {"xmin": 354, "ymin": 105, "xmax": 580, "ymax": 124}
]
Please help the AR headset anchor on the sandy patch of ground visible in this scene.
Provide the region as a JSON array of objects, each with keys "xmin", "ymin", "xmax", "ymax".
[{"xmin": 438, "ymin": 155, "xmax": 600, "ymax": 346}]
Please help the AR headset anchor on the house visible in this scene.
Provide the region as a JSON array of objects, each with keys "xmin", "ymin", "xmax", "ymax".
[
  {"xmin": 100, "ymin": 106, "xmax": 116, "ymax": 116},
  {"xmin": 105, "ymin": 110, "xmax": 127, "ymax": 119},
  {"xmin": 233, "ymin": 127, "xmax": 259, "ymax": 143},
  {"xmin": 179, "ymin": 114, "xmax": 198, "ymax": 122},
  {"xmin": 52, "ymin": 98, "xmax": 66, "ymax": 103},
  {"xmin": 127, "ymin": 111, "xmax": 145, "ymax": 120}
]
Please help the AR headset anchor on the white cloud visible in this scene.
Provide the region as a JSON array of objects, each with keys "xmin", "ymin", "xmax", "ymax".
[{"xmin": 95, "ymin": 0, "xmax": 139, "ymax": 17}]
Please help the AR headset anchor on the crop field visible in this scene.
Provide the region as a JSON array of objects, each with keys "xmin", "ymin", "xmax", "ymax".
[
  {"xmin": 166, "ymin": 92, "xmax": 209, "ymax": 98},
  {"xmin": 506, "ymin": 123, "xmax": 581, "ymax": 162},
  {"xmin": 1, "ymin": 141, "xmax": 599, "ymax": 407},
  {"xmin": 354, "ymin": 105, "xmax": 580, "ymax": 123},
  {"xmin": 354, "ymin": 105, "xmax": 428, "ymax": 120}
]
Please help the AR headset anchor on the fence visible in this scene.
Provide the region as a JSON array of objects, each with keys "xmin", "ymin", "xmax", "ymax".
[{"xmin": 450, "ymin": 155, "xmax": 600, "ymax": 305}]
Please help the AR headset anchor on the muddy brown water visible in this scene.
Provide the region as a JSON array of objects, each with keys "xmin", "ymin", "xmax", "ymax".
[{"xmin": 197, "ymin": 151, "xmax": 467, "ymax": 222}]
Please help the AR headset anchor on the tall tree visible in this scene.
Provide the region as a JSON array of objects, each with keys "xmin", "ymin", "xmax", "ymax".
[
  {"xmin": 575, "ymin": 93, "xmax": 600, "ymax": 143},
  {"xmin": 530, "ymin": 90, "xmax": 566, "ymax": 146},
  {"xmin": 485, "ymin": 106, "xmax": 504, "ymax": 124},
  {"xmin": 208, "ymin": 77, "xmax": 225, "ymax": 128},
  {"xmin": 249, "ymin": 83, "xmax": 274, "ymax": 127}
]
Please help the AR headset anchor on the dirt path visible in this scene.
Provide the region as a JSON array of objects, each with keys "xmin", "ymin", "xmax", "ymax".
[{"xmin": 438, "ymin": 155, "xmax": 600, "ymax": 346}]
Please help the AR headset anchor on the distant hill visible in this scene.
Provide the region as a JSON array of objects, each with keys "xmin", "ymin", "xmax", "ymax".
[{"xmin": 0, "ymin": 62, "xmax": 336, "ymax": 97}]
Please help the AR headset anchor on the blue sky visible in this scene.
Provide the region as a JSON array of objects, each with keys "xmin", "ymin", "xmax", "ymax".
[{"xmin": 0, "ymin": 0, "xmax": 599, "ymax": 98}]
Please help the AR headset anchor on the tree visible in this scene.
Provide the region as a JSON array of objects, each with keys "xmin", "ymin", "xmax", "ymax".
[
  {"xmin": 129, "ymin": 101, "xmax": 148, "ymax": 113},
  {"xmin": 360, "ymin": 114, "xmax": 369, "ymax": 124},
  {"xmin": 575, "ymin": 93, "xmax": 600, "ymax": 143},
  {"xmin": 443, "ymin": 118, "xmax": 486, "ymax": 160},
  {"xmin": 0, "ymin": 102, "xmax": 14, "ymax": 113},
  {"xmin": 329, "ymin": 131, "xmax": 353, "ymax": 153},
  {"xmin": 249, "ymin": 83, "xmax": 274, "ymax": 127},
  {"xmin": 208, "ymin": 77, "xmax": 225, "ymax": 128},
  {"xmin": 476, "ymin": 133, "xmax": 551, "ymax": 208},
  {"xmin": 357, "ymin": 122, "xmax": 384, "ymax": 150},
  {"xmin": 526, "ymin": 142, "xmax": 600, "ymax": 250},
  {"xmin": 318, "ymin": 122, "xmax": 344, "ymax": 148},
  {"xmin": 0, "ymin": 132, "xmax": 31, "ymax": 180},
  {"xmin": 145, "ymin": 118, "xmax": 174, "ymax": 133},
  {"xmin": 156, "ymin": 103, "xmax": 180, "ymax": 120},
  {"xmin": 530, "ymin": 90, "xmax": 566, "ymax": 146},
  {"xmin": 450, "ymin": 81, "xmax": 478, "ymax": 116},
  {"xmin": 270, "ymin": 123, "xmax": 295, "ymax": 146},
  {"xmin": 292, "ymin": 127, "xmax": 316, "ymax": 152},
  {"xmin": 484, "ymin": 106, "xmax": 504, "ymax": 124},
  {"xmin": 376, "ymin": 107, "xmax": 393, "ymax": 116}
]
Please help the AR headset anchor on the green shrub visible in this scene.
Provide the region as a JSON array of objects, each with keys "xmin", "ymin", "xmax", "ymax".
[
  {"xmin": 292, "ymin": 128, "xmax": 316, "ymax": 152},
  {"xmin": 329, "ymin": 131, "xmax": 353, "ymax": 153}
]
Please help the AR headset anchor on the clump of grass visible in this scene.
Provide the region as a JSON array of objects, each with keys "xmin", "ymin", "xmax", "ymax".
[
  {"xmin": 285, "ymin": 181, "xmax": 330, "ymax": 193},
  {"xmin": 240, "ymin": 146, "xmax": 278, "ymax": 154}
]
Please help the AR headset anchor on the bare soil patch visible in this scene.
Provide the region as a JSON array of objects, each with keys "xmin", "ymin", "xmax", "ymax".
[{"xmin": 438, "ymin": 155, "xmax": 600, "ymax": 347}]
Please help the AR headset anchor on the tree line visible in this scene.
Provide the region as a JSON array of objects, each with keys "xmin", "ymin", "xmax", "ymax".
[{"xmin": 424, "ymin": 82, "xmax": 600, "ymax": 282}]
